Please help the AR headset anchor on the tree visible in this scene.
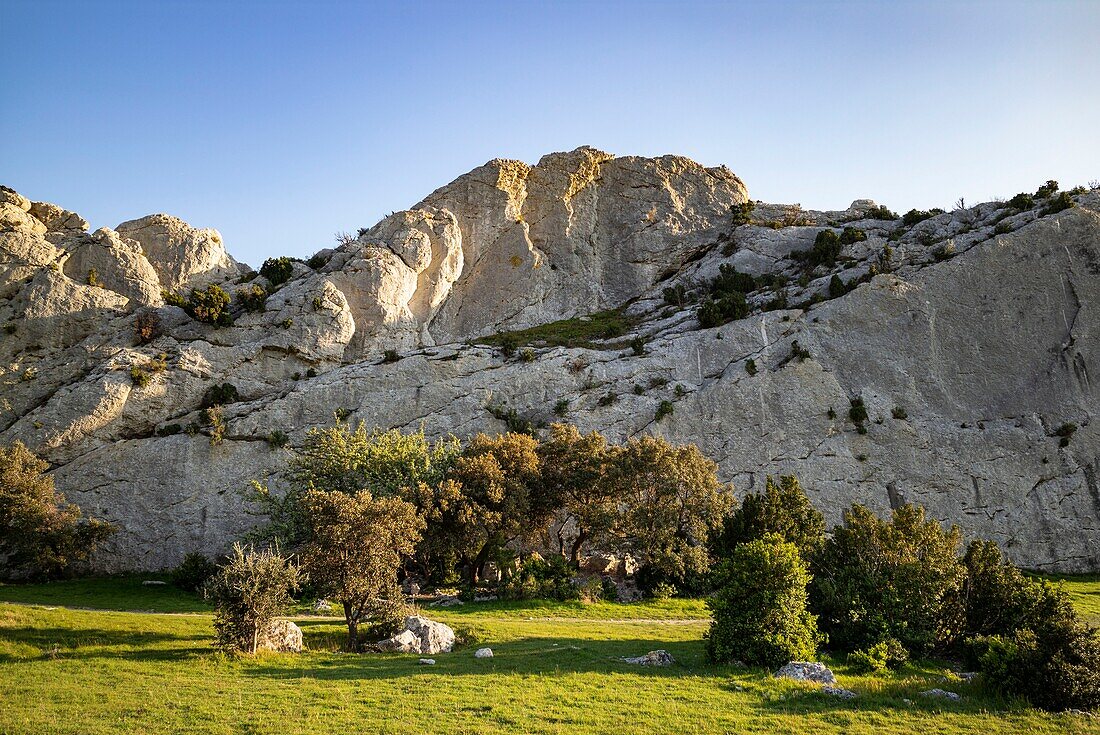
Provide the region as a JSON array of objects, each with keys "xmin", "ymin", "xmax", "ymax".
[
  {"xmin": 811, "ymin": 504, "xmax": 966, "ymax": 655},
  {"xmin": 436, "ymin": 432, "xmax": 547, "ymax": 584},
  {"xmin": 707, "ymin": 534, "xmax": 822, "ymax": 667},
  {"xmin": 299, "ymin": 489, "xmax": 423, "ymax": 651},
  {"xmin": 185, "ymin": 284, "xmax": 232, "ymax": 326},
  {"xmin": 537, "ymin": 423, "xmax": 617, "ymax": 562},
  {"xmin": 205, "ymin": 543, "xmax": 302, "ymax": 654},
  {"xmin": 0, "ymin": 441, "xmax": 115, "ymax": 580},
  {"xmin": 603, "ymin": 435, "xmax": 734, "ymax": 592},
  {"xmin": 712, "ymin": 475, "xmax": 824, "ymax": 560}
]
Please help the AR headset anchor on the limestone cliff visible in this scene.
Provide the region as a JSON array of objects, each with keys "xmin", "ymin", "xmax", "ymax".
[{"xmin": 0, "ymin": 150, "xmax": 1097, "ymax": 572}]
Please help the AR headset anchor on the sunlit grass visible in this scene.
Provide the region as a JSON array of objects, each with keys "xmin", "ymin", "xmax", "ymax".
[{"xmin": 2, "ymin": 576, "xmax": 1099, "ymax": 734}]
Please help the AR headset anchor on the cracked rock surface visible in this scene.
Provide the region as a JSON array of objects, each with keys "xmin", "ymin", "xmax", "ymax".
[{"xmin": 0, "ymin": 158, "xmax": 1098, "ymax": 573}]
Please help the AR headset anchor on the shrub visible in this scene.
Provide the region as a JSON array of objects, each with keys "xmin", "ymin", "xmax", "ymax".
[
  {"xmin": 712, "ymin": 475, "xmax": 825, "ymax": 560},
  {"xmin": 847, "ymin": 637, "xmax": 908, "ymax": 673},
  {"xmin": 170, "ymin": 552, "xmax": 219, "ymax": 593},
  {"xmin": 697, "ymin": 292, "xmax": 748, "ymax": 328},
  {"xmin": 973, "ymin": 624, "xmax": 1100, "ymax": 712},
  {"xmin": 201, "ymin": 383, "xmax": 239, "ymax": 409},
  {"xmin": 87, "ymin": 268, "xmax": 102, "ymax": 287},
  {"xmin": 497, "ymin": 334, "xmax": 518, "ymax": 358},
  {"xmin": 993, "ymin": 221, "xmax": 1013, "ymax": 235},
  {"xmin": 795, "ymin": 230, "xmax": 842, "ymax": 268},
  {"xmin": 630, "ymin": 336, "xmax": 646, "ymax": 356},
  {"xmin": 648, "ymin": 581, "xmax": 678, "ymax": 600},
  {"xmin": 848, "ymin": 397, "xmax": 868, "ymax": 431},
  {"xmin": 203, "ymin": 406, "xmax": 226, "ymax": 446},
  {"xmin": 1005, "ymin": 192, "xmax": 1034, "ymax": 211},
  {"xmin": 706, "ymin": 534, "xmax": 822, "ymax": 667},
  {"xmin": 553, "ymin": 398, "xmax": 569, "ymax": 416},
  {"xmin": 186, "ymin": 284, "xmax": 232, "ymax": 326},
  {"xmin": 1054, "ymin": 422, "xmax": 1076, "ymax": 447},
  {"xmin": 0, "ymin": 441, "xmax": 116, "ymax": 580},
  {"xmin": 130, "ymin": 366, "xmax": 151, "ymax": 388},
  {"xmin": 838, "ymin": 227, "xmax": 866, "ymax": 245},
  {"xmin": 745, "ymin": 359, "xmax": 757, "ymax": 375},
  {"xmin": 811, "ymin": 504, "xmax": 966, "ymax": 654},
  {"xmin": 663, "ymin": 284, "xmax": 688, "ymax": 307},
  {"xmin": 162, "ymin": 290, "xmax": 187, "ymax": 308},
  {"xmin": 1042, "ymin": 191, "xmax": 1074, "ymax": 215},
  {"xmin": 267, "ymin": 430, "xmax": 290, "ymax": 449},
  {"xmin": 520, "ymin": 348, "xmax": 536, "ymax": 363},
  {"xmin": 205, "ymin": 543, "xmax": 302, "ymax": 654},
  {"xmin": 729, "ymin": 201, "xmax": 754, "ymax": 226},
  {"xmin": 863, "ymin": 205, "xmax": 899, "ymax": 220},
  {"xmin": 828, "ymin": 274, "xmax": 849, "ymax": 298},
  {"xmin": 306, "ymin": 252, "xmax": 329, "ymax": 269},
  {"xmin": 788, "ymin": 340, "xmax": 810, "ymax": 362},
  {"xmin": 712, "ymin": 264, "xmax": 757, "ymax": 295},
  {"xmin": 235, "ymin": 284, "xmax": 268, "ymax": 313},
  {"xmin": 259, "ymin": 257, "xmax": 294, "ymax": 287},
  {"xmin": 501, "ymin": 555, "xmax": 581, "ymax": 601},
  {"xmin": 892, "ymin": 406, "xmax": 908, "ymax": 420},
  {"xmin": 134, "ymin": 311, "xmax": 160, "ymax": 345},
  {"xmin": 655, "ymin": 400, "xmax": 674, "ymax": 422},
  {"xmin": 597, "ymin": 393, "xmax": 617, "ymax": 407},
  {"xmin": 382, "ymin": 349, "xmax": 401, "ymax": 363},
  {"xmin": 1035, "ymin": 179, "xmax": 1059, "ymax": 198},
  {"xmin": 933, "ymin": 242, "xmax": 956, "ymax": 261},
  {"xmin": 901, "ymin": 208, "xmax": 944, "ymax": 227}
]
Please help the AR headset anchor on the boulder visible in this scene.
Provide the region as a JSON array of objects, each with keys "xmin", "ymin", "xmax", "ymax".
[
  {"xmin": 920, "ymin": 688, "xmax": 962, "ymax": 701},
  {"xmin": 474, "ymin": 648, "xmax": 493, "ymax": 659},
  {"xmin": 623, "ymin": 650, "xmax": 674, "ymax": 666},
  {"xmin": 377, "ymin": 616, "xmax": 455, "ymax": 655},
  {"xmin": 822, "ymin": 686, "xmax": 857, "ymax": 699},
  {"xmin": 775, "ymin": 662, "xmax": 836, "ymax": 684},
  {"xmin": 418, "ymin": 658, "xmax": 436, "ymax": 665},
  {"xmin": 258, "ymin": 619, "xmax": 303, "ymax": 653}
]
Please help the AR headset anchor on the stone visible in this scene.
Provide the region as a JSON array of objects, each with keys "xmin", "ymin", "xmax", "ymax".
[
  {"xmin": 474, "ymin": 648, "xmax": 493, "ymax": 659},
  {"xmin": 775, "ymin": 662, "xmax": 837, "ymax": 684},
  {"xmin": 312, "ymin": 599, "xmax": 334, "ymax": 613},
  {"xmin": 377, "ymin": 616, "xmax": 455, "ymax": 655},
  {"xmin": 822, "ymin": 686, "xmax": 857, "ymax": 699},
  {"xmin": 418, "ymin": 658, "xmax": 436, "ymax": 665},
  {"xmin": 623, "ymin": 650, "xmax": 674, "ymax": 666},
  {"xmin": 258, "ymin": 619, "xmax": 303, "ymax": 653},
  {"xmin": 920, "ymin": 689, "xmax": 962, "ymax": 701},
  {"xmin": 141, "ymin": 580, "xmax": 167, "ymax": 586}
]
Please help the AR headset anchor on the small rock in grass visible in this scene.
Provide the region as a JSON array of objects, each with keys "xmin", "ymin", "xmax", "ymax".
[
  {"xmin": 474, "ymin": 648, "xmax": 493, "ymax": 659},
  {"xmin": 774, "ymin": 661, "xmax": 836, "ymax": 684},
  {"xmin": 822, "ymin": 686, "xmax": 857, "ymax": 699},
  {"xmin": 418, "ymin": 658, "xmax": 436, "ymax": 665},
  {"xmin": 623, "ymin": 650, "xmax": 674, "ymax": 666},
  {"xmin": 920, "ymin": 688, "xmax": 962, "ymax": 701},
  {"xmin": 141, "ymin": 580, "xmax": 167, "ymax": 586},
  {"xmin": 312, "ymin": 598, "xmax": 333, "ymax": 613}
]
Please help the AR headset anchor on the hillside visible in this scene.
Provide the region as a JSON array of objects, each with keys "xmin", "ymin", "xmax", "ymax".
[{"xmin": 1, "ymin": 148, "xmax": 1098, "ymax": 572}]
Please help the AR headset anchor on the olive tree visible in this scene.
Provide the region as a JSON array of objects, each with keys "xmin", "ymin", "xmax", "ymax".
[
  {"xmin": 205, "ymin": 543, "xmax": 302, "ymax": 654},
  {"xmin": 537, "ymin": 423, "xmax": 617, "ymax": 562}
]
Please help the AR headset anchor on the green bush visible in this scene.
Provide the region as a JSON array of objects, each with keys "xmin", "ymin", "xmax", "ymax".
[
  {"xmin": 839, "ymin": 227, "xmax": 866, "ymax": 245},
  {"xmin": 663, "ymin": 284, "xmax": 688, "ymax": 307},
  {"xmin": 729, "ymin": 201, "xmax": 754, "ymax": 226},
  {"xmin": 205, "ymin": 543, "xmax": 302, "ymax": 654},
  {"xmin": 697, "ymin": 292, "xmax": 748, "ymax": 328},
  {"xmin": 186, "ymin": 284, "xmax": 232, "ymax": 326},
  {"xmin": 712, "ymin": 475, "xmax": 825, "ymax": 560},
  {"xmin": 848, "ymin": 397, "xmax": 868, "ymax": 431},
  {"xmin": 973, "ymin": 624, "xmax": 1100, "ymax": 712},
  {"xmin": 1054, "ymin": 422, "xmax": 1076, "ymax": 447},
  {"xmin": 828, "ymin": 275, "xmax": 849, "ymax": 298},
  {"xmin": 901, "ymin": 208, "xmax": 944, "ymax": 227},
  {"xmin": 1035, "ymin": 179, "xmax": 1059, "ymax": 198},
  {"xmin": 794, "ymin": 230, "xmax": 842, "ymax": 268},
  {"xmin": 235, "ymin": 284, "xmax": 268, "ymax": 313},
  {"xmin": 655, "ymin": 400, "xmax": 674, "ymax": 422},
  {"xmin": 1042, "ymin": 191, "xmax": 1074, "ymax": 215},
  {"xmin": 706, "ymin": 534, "xmax": 822, "ymax": 667},
  {"xmin": 1005, "ymin": 192, "xmax": 1034, "ymax": 211},
  {"xmin": 382, "ymin": 349, "xmax": 401, "ymax": 363},
  {"xmin": 201, "ymin": 383, "xmax": 239, "ymax": 409},
  {"xmin": 811, "ymin": 504, "xmax": 965, "ymax": 655},
  {"xmin": 500, "ymin": 555, "xmax": 580, "ymax": 601},
  {"xmin": 847, "ymin": 637, "xmax": 908, "ymax": 673},
  {"xmin": 259, "ymin": 257, "xmax": 294, "ymax": 287},
  {"xmin": 712, "ymin": 264, "xmax": 757, "ymax": 295},
  {"xmin": 630, "ymin": 337, "xmax": 646, "ymax": 356},
  {"xmin": 744, "ymin": 359, "xmax": 757, "ymax": 376},
  {"xmin": 863, "ymin": 205, "xmax": 899, "ymax": 220},
  {"xmin": 170, "ymin": 552, "xmax": 219, "ymax": 593},
  {"xmin": 130, "ymin": 366, "xmax": 151, "ymax": 388},
  {"xmin": 267, "ymin": 430, "xmax": 290, "ymax": 449}
]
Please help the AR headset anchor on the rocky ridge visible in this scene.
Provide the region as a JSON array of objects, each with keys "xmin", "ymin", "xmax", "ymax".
[{"xmin": 1, "ymin": 148, "xmax": 1098, "ymax": 572}]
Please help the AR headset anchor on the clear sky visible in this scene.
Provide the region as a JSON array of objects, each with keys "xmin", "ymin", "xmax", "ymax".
[{"xmin": 3, "ymin": 1, "xmax": 1098, "ymax": 267}]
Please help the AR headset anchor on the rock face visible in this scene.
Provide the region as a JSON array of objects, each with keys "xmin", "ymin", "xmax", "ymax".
[{"xmin": 1, "ymin": 149, "xmax": 1099, "ymax": 573}]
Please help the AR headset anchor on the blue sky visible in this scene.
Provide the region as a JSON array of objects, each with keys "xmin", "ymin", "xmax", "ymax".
[{"xmin": 3, "ymin": 1, "xmax": 1098, "ymax": 266}]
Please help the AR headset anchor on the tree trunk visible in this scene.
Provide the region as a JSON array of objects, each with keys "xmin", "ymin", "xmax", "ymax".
[
  {"xmin": 470, "ymin": 545, "xmax": 491, "ymax": 586},
  {"xmin": 570, "ymin": 529, "xmax": 589, "ymax": 565},
  {"xmin": 344, "ymin": 601, "xmax": 359, "ymax": 652}
]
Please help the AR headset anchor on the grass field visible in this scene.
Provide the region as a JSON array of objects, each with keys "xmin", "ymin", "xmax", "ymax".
[{"xmin": 1, "ymin": 576, "xmax": 1098, "ymax": 734}]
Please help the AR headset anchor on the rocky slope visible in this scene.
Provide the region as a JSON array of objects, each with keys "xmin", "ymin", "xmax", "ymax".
[{"xmin": 2, "ymin": 148, "xmax": 1098, "ymax": 572}]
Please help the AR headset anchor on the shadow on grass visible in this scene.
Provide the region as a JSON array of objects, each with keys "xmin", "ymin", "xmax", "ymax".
[
  {"xmin": 0, "ymin": 625, "xmax": 210, "ymax": 663},
  {"xmin": 242, "ymin": 634, "xmax": 713, "ymax": 682}
]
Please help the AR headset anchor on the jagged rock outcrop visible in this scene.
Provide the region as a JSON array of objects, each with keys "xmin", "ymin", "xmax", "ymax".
[{"xmin": 1, "ymin": 148, "xmax": 1097, "ymax": 572}]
